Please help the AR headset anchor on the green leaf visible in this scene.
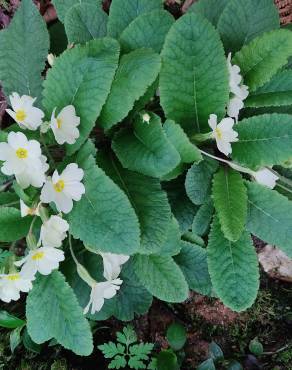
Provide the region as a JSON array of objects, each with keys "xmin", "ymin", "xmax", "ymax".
[
  {"xmin": 207, "ymin": 217, "xmax": 259, "ymax": 312},
  {"xmin": 129, "ymin": 343, "xmax": 154, "ymax": 369},
  {"xmin": 212, "ymin": 167, "xmax": 247, "ymax": 242},
  {"xmin": 217, "ymin": 0, "xmax": 279, "ymax": 53},
  {"xmin": 157, "ymin": 350, "xmax": 179, "ymax": 370},
  {"xmin": 209, "ymin": 341, "xmax": 224, "ymax": 362},
  {"xmin": 133, "ymin": 254, "xmax": 188, "ymax": 303},
  {"xmin": 232, "ymin": 114, "xmax": 292, "ymax": 170},
  {"xmin": 233, "ymin": 29, "xmax": 292, "ymax": 92},
  {"xmin": 0, "ymin": 207, "xmax": 31, "ymax": 242},
  {"xmin": 246, "ymin": 181, "xmax": 292, "ymax": 258},
  {"xmin": 26, "ymin": 271, "xmax": 93, "ymax": 356},
  {"xmin": 163, "ymin": 120, "xmax": 202, "ymax": 164},
  {"xmin": 245, "ymin": 70, "xmax": 292, "ymax": 108},
  {"xmin": 188, "ymin": 0, "xmax": 229, "ymax": 26},
  {"xmin": 249, "ymin": 337, "xmax": 264, "ymax": 356},
  {"xmin": 64, "ymin": 3, "xmax": 107, "ymax": 44},
  {"xmin": 98, "ymin": 342, "xmax": 125, "ymax": 358},
  {"xmin": 119, "ymin": 10, "xmax": 174, "ymax": 53},
  {"xmin": 0, "ymin": 311, "xmax": 25, "ymax": 329},
  {"xmin": 22, "ymin": 328, "xmax": 41, "ymax": 354},
  {"xmin": 52, "ymin": 0, "xmax": 102, "ymax": 23},
  {"xmin": 192, "ymin": 198, "xmax": 214, "ymax": 236},
  {"xmin": 69, "ymin": 157, "xmax": 140, "ymax": 255},
  {"xmin": 159, "ymin": 217, "xmax": 182, "ymax": 257},
  {"xmin": 166, "ymin": 323, "xmax": 187, "ymax": 351},
  {"xmin": 49, "ymin": 21, "xmax": 68, "ymax": 55},
  {"xmin": 0, "ymin": 0, "xmax": 49, "ymax": 101},
  {"xmin": 42, "ymin": 38, "xmax": 120, "ymax": 154},
  {"xmin": 107, "ymin": 0, "xmax": 162, "ymax": 38},
  {"xmin": 185, "ymin": 158, "xmax": 218, "ymax": 205},
  {"xmin": 174, "ymin": 241, "xmax": 212, "ymax": 296},
  {"xmin": 96, "ymin": 151, "xmax": 172, "ymax": 254},
  {"xmin": 112, "ymin": 114, "xmax": 180, "ymax": 178},
  {"xmin": 99, "ymin": 49, "xmax": 161, "ymax": 130},
  {"xmin": 10, "ymin": 327, "xmax": 22, "ymax": 353},
  {"xmin": 117, "ymin": 325, "xmax": 137, "ymax": 345},
  {"xmin": 160, "ymin": 12, "xmax": 229, "ymax": 134},
  {"xmin": 109, "ymin": 355, "xmax": 127, "ymax": 369},
  {"xmin": 197, "ymin": 359, "xmax": 216, "ymax": 370}
]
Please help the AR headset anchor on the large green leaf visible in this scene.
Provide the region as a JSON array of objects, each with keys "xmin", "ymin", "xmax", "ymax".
[
  {"xmin": 107, "ymin": 0, "xmax": 163, "ymax": 38},
  {"xmin": 188, "ymin": 0, "xmax": 229, "ymax": 26},
  {"xmin": 0, "ymin": 0, "xmax": 49, "ymax": 102},
  {"xmin": 217, "ymin": 0, "xmax": 279, "ymax": 53},
  {"xmin": 99, "ymin": 49, "xmax": 161, "ymax": 130},
  {"xmin": 112, "ymin": 114, "xmax": 180, "ymax": 178},
  {"xmin": 42, "ymin": 38, "xmax": 119, "ymax": 154},
  {"xmin": 185, "ymin": 158, "xmax": 218, "ymax": 205},
  {"xmin": 233, "ymin": 29, "xmax": 292, "ymax": 92},
  {"xmin": 0, "ymin": 207, "xmax": 31, "ymax": 242},
  {"xmin": 246, "ymin": 182, "xmax": 292, "ymax": 258},
  {"xmin": 52, "ymin": 0, "xmax": 102, "ymax": 23},
  {"xmin": 159, "ymin": 12, "xmax": 229, "ymax": 133},
  {"xmin": 119, "ymin": 10, "xmax": 174, "ymax": 53},
  {"xmin": 174, "ymin": 241, "xmax": 212, "ymax": 296},
  {"xmin": 26, "ymin": 271, "xmax": 93, "ymax": 356},
  {"xmin": 134, "ymin": 254, "xmax": 189, "ymax": 302},
  {"xmin": 232, "ymin": 114, "xmax": 292, "ymax": 169},
  {"xmin": 192, "ymin": 198, "xmax": 214, "ymax": 236},
  {"xmin": 207, "ymin": 217, "xmax": 259, "ymax": 311},
  {"xmin": 245, "ymin": 70, "xmax": 292, "ymax": 108},
  {"xmin": 212, "ymin": 167, "xmax": 247, "ymax": 242},
  {"xmin": 159, "ymin": 217, "xmax": 182, "ymax": 256},
  {"xmin": 64, "ymin": 3, "xmax": 108, "ymax": 44},
  {"xmin": 163, "ymin": 120, "xmax": 202, "ymax": 164},
  {"xmin": 69, "ymin": 156, "xmax": 140, "ymax": 255},
  {"xmin": 96, "ymin": 151, "xmax": 172, "ymax": 254}
]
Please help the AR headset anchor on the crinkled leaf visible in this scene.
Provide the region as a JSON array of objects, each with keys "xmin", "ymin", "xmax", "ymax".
[
  {"xmin": 134, "ymin": 254, "xmax": 188, "ymax": 303},
  {"xmin": 160, "ymin": 217, "xmax": 182, "ymax": 256},
  {"xmin": 185, "ymin": 158, "xmax": 218, "ymax": 205},
  {"xmin": 64, "ymin": 3, "xmax": 107, "ymax": 44},
  {"xmin": 69, "ymin": 157, "xmax": 140, "ymax": 255},
  {"xmin": 107, "ymin": 0, "xmax": 162, "ymax": 38},
  {"xmin": 246, "ymin": 181, "xmax": 292, "ymax": 258},
  {"xmin": 26, "ymin": 271, "xmax": 93, "ymax": 356},
  {"xmin": 245, "ymin": 70, "xmax": 292, "ymax": 108},
  {"xmin": 212, "ymin": 168, "xmax": 247, "ymax": 242},
  {"xmin": 188, "ymin": 0, "xmax": 229, "ymax": 26},
  {"xmin": 112, "ymin": 114, "xmax": 180, "ymax": 178},
  {"xmin": 175, "ymin": 241, "xmax": 212, "ymax": 296},
  {"xmin": 232, "ymin": 114, "xmax": 292, "ymax": 170},
  {"xmin": 233, "ymin": 29, "xmax": 292, "ymax": 92},
  {"xmin": 192, "ymin": 198, "xmax": 214, "ymax": 236},
  {"xmin": 42, "ymin": 38, "xmax": 120, "ymax": 154},
  {"xmin": 217, "ymin": 0, "xmax": 279, "ymax": 53},
  {"xmin": 96, "ymin": 151, "xmax": 172, "ymax": 254},
  {"xmin": 99, "ymin": 49, "xmax": 161, "ymax": 130},
  {"xmin": 207, "ymin": 216, "xmax": 259, "ymax": 311},
  {"xmin": 52, "ymin": 0, "xmax": 102, "ymax": 23},
  {"xmin": 119, "ymin": 10, "xmax": 174, "ymax": 53},
  {"xmin": 0, "ymin": 0, "xmax": 49, "ymax": 102},
  {"xmin": 0, "ymin": 207, "xmax": 31, "ymax": 242},
  {"xmin": 160, "ymin": 12, "xmax": 229, "ymax": 133}
]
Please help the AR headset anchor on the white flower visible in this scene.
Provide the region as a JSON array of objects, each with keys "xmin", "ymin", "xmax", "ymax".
[
  {"xmin": 0, "ymin": 273, "xmax": 34, "ymax": 303},
  {"xmin": 40, "ymin": 215, "xmax": 69, "ymax": 248},
  {"xmin": 15, "ymin": 247, "xmax": 65, "ymax": 278},
  {"xmin": 40, "ymin": 163, "xmax": 85, "ymax": 214},
  {"xmin": 227, "ymin": 53, "xmax": 249, "ymax": 121},
  {"xmin": 142, "ymin": 113, "xmax": 151, "ymax": 124},
  {"xmin": 252, "ymin": 168, "xmax": 279, "ymax": 189},
  {"xmin": 100, "ymin": 252, "xmax": 129, "ymax": 280},
  {"xmin": 6, "ymin": 92, "xmax": 44, "ymax": 130},
  {"xmin": 0, "ymin": 132, "xmax": 48, "ymax": 189},
  {"xmin": 84, "ymin": 279, "xmax": 123, "ymax": 315},
  {"xmin": 20, "ymin": 200, "xmax": 40, "ymax": 217},
  {"xmin": 208, "ymin": 114, "xmax": 238, "ymax": 156},
  {"xmin": 50, "ymin": 106, "xmax": 80, "ymax": 145}
]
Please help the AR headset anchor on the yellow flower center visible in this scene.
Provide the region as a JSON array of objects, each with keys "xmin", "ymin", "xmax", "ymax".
[
  {"xmin": 215, "ymin": 127, "xmax": 222, "ymax": 140},
  {"xmin": 15, "ymin": 109, "xmax": 27, "ymax": 122},
  {"xmin": 32, "ymin": 251, "xmax": 45, "ymax": 261},
  {"xmin": 6, "ymin": 274, "xmax": 20, "ymax": 281},
  {"xmin": 57, "ymin": 118, "xmax": 62, "ymax": 129},
  {"xmin": 16, "ymin": 147, "xmax": 28, "ymax": 159},
  {"xmin": 53, "ymin": 179, "xmax": 65, "ymax": 193}
]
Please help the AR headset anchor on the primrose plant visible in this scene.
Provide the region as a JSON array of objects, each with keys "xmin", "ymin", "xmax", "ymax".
[{"xmin": 0, "ymin": 0, "xmax": 292, "ymax": 357}]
